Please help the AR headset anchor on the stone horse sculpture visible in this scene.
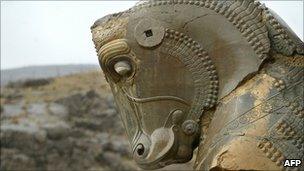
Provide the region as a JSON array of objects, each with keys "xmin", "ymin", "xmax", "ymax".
[{"xmin": 91, "ymin": 0, "xmax": 304, "ymax": 170}]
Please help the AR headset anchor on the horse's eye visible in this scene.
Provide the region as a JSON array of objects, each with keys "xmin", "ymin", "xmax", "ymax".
[{"xmin": 114, "ymin": 61, "xmax": 131, "ymax": 76}]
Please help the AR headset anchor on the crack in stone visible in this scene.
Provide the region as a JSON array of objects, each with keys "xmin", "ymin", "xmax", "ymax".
[{"xmin": 182, "ymin": 14, "xmax": 210, "ymax": 29}]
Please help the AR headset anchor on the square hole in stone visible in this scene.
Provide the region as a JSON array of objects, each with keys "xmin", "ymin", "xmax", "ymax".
[{"xmin": 144, "ymin": 29, "xmax": 153, "ymax": 37}]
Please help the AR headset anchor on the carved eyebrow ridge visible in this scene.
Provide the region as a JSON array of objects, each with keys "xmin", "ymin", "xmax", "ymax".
[{"xmin": 98, "ymin": 39, "xmax": 130, "ymax": 62}]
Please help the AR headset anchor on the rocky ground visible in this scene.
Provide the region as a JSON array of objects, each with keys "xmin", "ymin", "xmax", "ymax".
[{"xmin": 0, "ymin": 70, "xmax": 192, "ymax": 171}]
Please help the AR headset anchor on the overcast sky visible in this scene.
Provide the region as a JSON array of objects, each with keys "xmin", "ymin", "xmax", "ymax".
[{"xmin": 1, "ymin": 1, "xmax": 303, "ymax": 70}]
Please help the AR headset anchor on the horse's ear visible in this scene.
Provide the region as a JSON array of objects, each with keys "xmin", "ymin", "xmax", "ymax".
[{"xmin": 127, "ymin": 0, "xmax": 271, "ymax": 99}]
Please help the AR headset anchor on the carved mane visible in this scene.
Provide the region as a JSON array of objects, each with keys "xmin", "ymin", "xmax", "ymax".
[{"xmin": 91, "ymin": 1, "xmax": 304, "ymax": 170}]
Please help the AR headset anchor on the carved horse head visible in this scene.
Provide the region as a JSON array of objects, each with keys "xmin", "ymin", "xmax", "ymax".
[{"xmin": 90, "ymin": 0, "xmax": 300, "ymax": 169}]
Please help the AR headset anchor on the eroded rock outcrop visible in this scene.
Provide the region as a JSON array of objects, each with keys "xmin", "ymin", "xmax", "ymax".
[{"xmin": 0, "ymin": 71, "xmax": 138, "ymax": 171}]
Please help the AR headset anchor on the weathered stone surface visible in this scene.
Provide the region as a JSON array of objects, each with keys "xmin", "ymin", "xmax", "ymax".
[
  {"xmin": 0, "ymin": 72, "xmax": 141, "ymax": 171},
  {"xmin": 1, "ymin": 149, "xmax": 36, "ymax": 171},
  {"xmin": 91, "ymin": 0, "xmax": 304, "ymax": 170},
  {"xmin": 1, "ymin": 101, "xmax": 24, "ymax": 118}
]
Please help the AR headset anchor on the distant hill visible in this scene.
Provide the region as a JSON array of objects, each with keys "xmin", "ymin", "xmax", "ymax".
[{"xmin": 1, "ymin": 64, "xmax": 99, "ymax": 86}]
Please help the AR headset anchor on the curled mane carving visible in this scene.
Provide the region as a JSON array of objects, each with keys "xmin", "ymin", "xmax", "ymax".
[{"xmin": 91, "ymin": 1, "xmax": 304, "ymax": 170}]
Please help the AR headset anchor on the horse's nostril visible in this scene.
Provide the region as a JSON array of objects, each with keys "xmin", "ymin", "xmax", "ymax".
[{"xmin": 136, "ymin": 143, "xmax": 145, "ymax": 156}]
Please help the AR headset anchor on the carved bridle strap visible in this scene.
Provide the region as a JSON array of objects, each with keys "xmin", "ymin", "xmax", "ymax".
[{"xmin": 122, "ymin": 88, "xmax": 190, "ymax": 106}]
